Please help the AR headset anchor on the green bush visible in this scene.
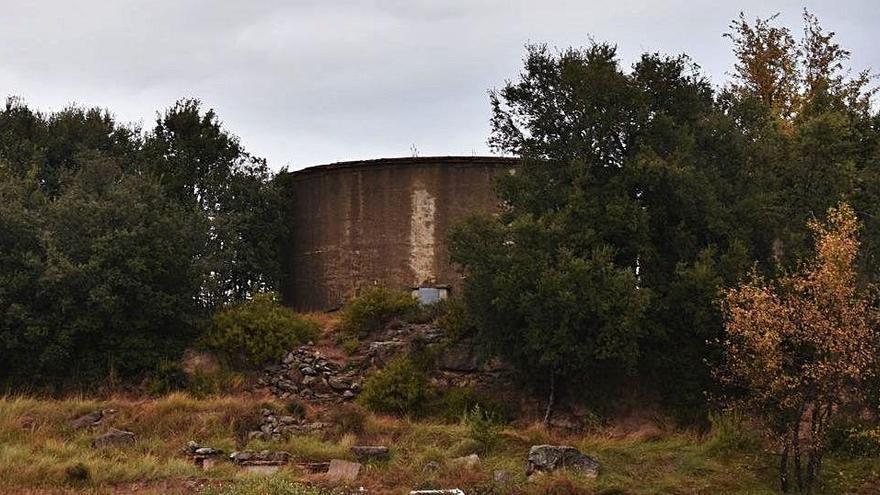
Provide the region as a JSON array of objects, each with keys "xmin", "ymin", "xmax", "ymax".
[
  {"xmin": 147, "ymin": 361, "xmax": 189, "ymax": 395},
  {"xmin": 828, "ymin": 417, "xmax": 880, "ymax": 457},
  {"xmin": 357, "ymin": 355, "xmax": 431, "ymax": 415},
  {"xmin": 705, "ymin": 412, "xmax": 762, "ymax": 454},
  {"xmin": 464, "ymin": 404, "xmax": 500, "ymax": 453},
  {"xmin": 64, "ymin": 462, "xmax": 91, "ymax": 486},
  {"xmin": 202, "ymin": 292, "xmax": 320, "ymax": 367},
  {"xmin": 340, "ymin": 336, "xmax": 360, "ymax": 355},
  {"xmin": 339, "ymin": 286, "xmax": 419, "ymax": 336},
  {"xmin": 438, "ymin": 386, "xmax": 518, "ymax": 423},
  {"xmin": 329, "ymin": 402, "xmax": 368, "ymax": 435},
  {"xmin": 285, "ymin": 398, "xmax": 307, "ymax": 418},
  {"xmin": 436, "ymin": 298, "xmax": 473, "ymax": 340}
]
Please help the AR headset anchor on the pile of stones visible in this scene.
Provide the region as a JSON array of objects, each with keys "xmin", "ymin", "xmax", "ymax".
[
  {"xmin": 247, "ymin": 408, "xmax": 329, "ymax": 441},
  {"xmin": 258, "ymin": 346, "xmax": 361, "ymax": 401},
  {"xmin": 184, "ymin": 441, "xmax": 224, "ymax": 468}
]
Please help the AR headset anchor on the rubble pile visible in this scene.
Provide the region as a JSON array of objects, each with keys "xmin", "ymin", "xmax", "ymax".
[
  {"xmin": 257, "ymin": 346, "xmax": 360, "ymax": 401},
  {"xmin": 247, "ymin": 408, "xmax": 329, "ymax": 441}
]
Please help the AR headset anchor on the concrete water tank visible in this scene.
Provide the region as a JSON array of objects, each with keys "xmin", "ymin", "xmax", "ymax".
[{"xmin": 279, "ymin": 156, "xmax": 515, "ymax": 311}]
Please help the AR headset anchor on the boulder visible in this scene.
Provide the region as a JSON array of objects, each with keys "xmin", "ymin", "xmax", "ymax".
[
  {"xmin": 525, "ymin": 445, "xmax": 599, "ymax": 477},
  {"xmin": 71, "ymin": 410, "xmax": 109, "ymax": 430},
  {"xmin": 350, "ymin": 445, "xmax": 390, "ymax": 461},
  {"xmin": 91, "ymin": 427, "xmax": 135, "ymax": 448},
  {"xmin": 327, "ymin": 377, "xmax": 351, "ymax": 391}
]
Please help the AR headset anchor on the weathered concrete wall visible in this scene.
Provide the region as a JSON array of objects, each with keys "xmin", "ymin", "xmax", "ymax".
[{"xmin": 280, "ymin": 156, "xmax": 515, "ymax": 311}]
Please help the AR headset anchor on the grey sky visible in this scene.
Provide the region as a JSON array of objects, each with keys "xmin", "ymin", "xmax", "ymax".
[{"xmin": 1, "ymin": 0, "xmax": 877, "ymax": 170}]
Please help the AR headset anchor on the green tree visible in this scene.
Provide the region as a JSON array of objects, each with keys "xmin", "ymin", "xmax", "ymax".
[
  {"xmin": 463, "ymin": 43, "xmax": 742, "ymax": 419},
  {"xmin": 0, "ymin": 157, "xmax": 203, "ymax": 386},
  {"xmin": 142, "ymin": 99, "xmax": 284, "ymax": 308},
  {"xmin": 0, "ymin": 97, "xmax": 141, "ymax": 197}
]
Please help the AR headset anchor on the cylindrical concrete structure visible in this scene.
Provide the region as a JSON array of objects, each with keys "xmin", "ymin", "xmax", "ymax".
[{"xmin": 279, "ymin": 156, "xmax": 515, "ymax": 311}]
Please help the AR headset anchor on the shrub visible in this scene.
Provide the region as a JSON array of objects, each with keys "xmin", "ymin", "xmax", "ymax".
[
  {"xmin": 436, "ymin": 298, "xmax": 473, "ymax": 340},
  {"xmin": 147, "ymin": 361, "xmax": 189, "ymax": 395},
  {"xmin": 340, "ymin": 336, "xmax": 360, "ymax": 355},
  {"xmin": 828, "ymin": 418, "xmax": 880, "ymax": 457},
  {"xmin": 329, "ymin": 402, "xmax": 368, "ymax": 435},
  {"xmin": 358, "ymin": 355, "xmax": 431, "ymax": 415},
  {"xmin": 202, "ymin": 292, "xmax": 320, "ymax": 367},
  {"xmin": 439, "ymin": 386, "xmax": 517, "ymax": 423},
  {"xmin": 285, "ymin": 399, "xmax": 307, "ymax": 418},
  {"xmin": 64, "ymin": 463, "xmax": 91, "ymax": 486},
  {"xmin": 704, "ymin": 412, "xmax": 761, "ymax": 454},
  {"xmin": 339, "ymin": 286, "xmax": 418, "ymax": 336},
  {"xmin": 464, "ymin": 404, "xmax": 500, "ymax": 453}
]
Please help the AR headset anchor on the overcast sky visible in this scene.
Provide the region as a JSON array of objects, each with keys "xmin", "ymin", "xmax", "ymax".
[{"xmin": 1, "ymin": 1, "xmax": 877, "ymax": 170}]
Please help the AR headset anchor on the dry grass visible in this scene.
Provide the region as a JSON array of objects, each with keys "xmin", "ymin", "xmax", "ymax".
[{"xmin": 0, "ymin": 394, "xmax": 877, "ymax": 494}]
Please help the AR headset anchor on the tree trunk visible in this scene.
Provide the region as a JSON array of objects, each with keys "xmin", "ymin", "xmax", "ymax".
[
  {"xmin": 543, "ymin": 374, "xmax": 556, "ymax": 426},
  {"xmin": 780, "ymin": 440, "xmax": 790, "ymax": 493},
  {"xmin": 793, "ymin": 428, "xmax": 803, "ymax": 493}
]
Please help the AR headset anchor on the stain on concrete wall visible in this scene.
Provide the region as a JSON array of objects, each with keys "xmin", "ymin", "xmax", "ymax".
[
  {"xmin": 409, "ymin": 185, "xmax": 436, "ymax": 286},
  {"xmin": 279, "ymin": 156, "xmax": 516, "ymax": 311}
]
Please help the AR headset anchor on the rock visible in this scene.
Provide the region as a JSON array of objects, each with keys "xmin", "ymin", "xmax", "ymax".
[
  {"xmin": 342, "ymin": 390, "xmax": 356, "ymax": 399},
  {"xmin": 185, "ymin": 440, "xmax": 200, "ymax": 454},
  {"xmin": 91, "ymin": 427, "xmax": 135, "ymax": 448},
  {"xmin": 70, "ymin": 410, "xmax": 108, "ymax": 430},
  {"xmin": 328, "ymin": 377, "xmax": 350, "ymax": 391},
  {"xmin": 310, "ymin": 378, "xmax": 333, "ymax": 394},
  {"xmin": 525, "ymin": 445, "xmax": 599, "ymax": 477},
  {"xmin": 494, "ymin": 470, "xmax": 511, "ymax": 483},
  {"xmin": 195, "ymin": 447, "xmax": 223, "ymax": 456},
  {"xmin": 424, "ymin": 460, "xmax": 441, "ymax": 472},
  {"xmin": 279, "ymin": 415, "xmax": 298, "ymax": 425},
  {"xmin": 229, "ymin": 450, "xmax": 290, "ymax": 465},
  {"xmin": 450, "ymin": 453, "xmax": 480, "ymax": 469},
  {"xmin": 437, "ymin": 341, "xmax": 481, "ymax": 372},
  {"xmin": 350, "ymin": 445, "xmax": 390, "ymax": 461},
  {"xmin": 325, "ymin": 459, "xmax": 362, "ymax": 482}
]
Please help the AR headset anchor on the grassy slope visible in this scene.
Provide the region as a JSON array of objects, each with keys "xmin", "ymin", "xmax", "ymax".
[{"xmin": 0, "ymin": 394, "xmax": 877, "ymax": 495}]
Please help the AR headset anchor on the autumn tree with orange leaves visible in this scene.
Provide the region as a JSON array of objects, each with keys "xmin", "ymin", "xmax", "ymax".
[{"xmin": 719, "ymin": 203, "xmax": 878, "ymax": 493}]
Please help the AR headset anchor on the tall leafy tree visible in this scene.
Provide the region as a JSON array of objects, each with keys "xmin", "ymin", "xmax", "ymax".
[
  {"xmin": 143, "ymin": 99, "xmax": 284, "ymax": 308},
  {"xmin": 0, "ymin": 157, "xmax": 203, "ymax": 386}
]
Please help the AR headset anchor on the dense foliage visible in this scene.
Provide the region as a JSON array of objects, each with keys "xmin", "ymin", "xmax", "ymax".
[
  {"xmin": 0, "ymin": 98, "xmax": 284, "ymax": 387},
  {"xmin": 357, "ymin": 355, "xmax": 431, "ymax": 415},
  {"xmin": 338, "ymin": 286, "xmax": 419, "ymax": 336},
  {"xmin": 450, "ymin": 11, "xmax": 880, "ymax": 421},
  {"xmin": 203, "ymin": 293, "xmax": 319, "ymax": 367}
]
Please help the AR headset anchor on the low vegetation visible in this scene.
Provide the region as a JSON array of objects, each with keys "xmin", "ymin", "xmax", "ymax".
[
  {"xmin": 203, "ymin": 293, "xmax": 320, "ymax": 367},
  {"xmin": 0, "ymin": 394, "xmax": 878, "ymax": 494},
  {"xmin": 338, "ymin": 286, "xmax": 419, "ymax": 336},
  {"xmin": 357, "ymin": 355, "xmax": 431, "ymax": 415}
]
